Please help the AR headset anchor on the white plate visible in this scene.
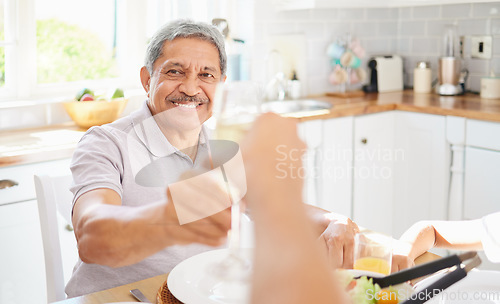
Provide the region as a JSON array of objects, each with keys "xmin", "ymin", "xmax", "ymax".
[
  {"xmin": 168, "ymin": 249, "xmax": 252, "ymax": 304},
  {"xmin": 418, "ymin": 270, "xmax": 500, "ymax": 304}
]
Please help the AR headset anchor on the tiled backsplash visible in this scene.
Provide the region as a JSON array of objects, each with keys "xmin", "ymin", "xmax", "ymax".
[{"xmin": 252, "ymin": 1, "xmax": 500, "ymax": 96}]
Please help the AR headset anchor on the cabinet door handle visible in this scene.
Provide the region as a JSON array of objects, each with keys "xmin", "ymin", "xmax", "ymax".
[
  {"xmin": 0, "ymin": 179, "xmax": 18, "ymax": 190},
  {"xmin": 361, "ymin": 138, "xmax": 368, "ymax": 144}
]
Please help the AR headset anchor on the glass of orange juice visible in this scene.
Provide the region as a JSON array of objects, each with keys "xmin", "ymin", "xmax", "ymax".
[{"xmin": 353, "ymin": 232, "xmax": 392, "ymax": 275}]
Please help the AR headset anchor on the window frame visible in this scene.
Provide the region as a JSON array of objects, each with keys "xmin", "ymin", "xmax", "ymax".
[
  {"xmin": 0, "ymin": 0, "xmax": 19, "ymax": 99},
  {"xmin": 0, "ymin": 0, "xmax": 148, "ymax": 102}
]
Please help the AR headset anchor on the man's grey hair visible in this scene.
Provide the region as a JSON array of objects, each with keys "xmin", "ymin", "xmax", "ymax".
[{"xmin": 145, "ymin": 19, "xmax": 227, "ymax": 77}]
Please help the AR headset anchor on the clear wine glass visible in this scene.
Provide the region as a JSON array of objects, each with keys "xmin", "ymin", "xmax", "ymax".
[{"xmin": 208, "ymin": 81, "xmax": 263, "ymax": 283}]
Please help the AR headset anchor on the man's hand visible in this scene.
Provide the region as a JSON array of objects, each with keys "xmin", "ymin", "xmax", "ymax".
[
  {"xmin": 318, "ymin": 214, "xmax": 360, "ymax": 269},
  {"xmin": 163, "ymin": 191, "xmax": 231, "ymax": 247},
  {"xmin": 165, "ymin": 169, "xmax": 234, "ymax": 247}
]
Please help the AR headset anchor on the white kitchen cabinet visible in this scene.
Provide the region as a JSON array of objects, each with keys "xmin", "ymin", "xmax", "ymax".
[
  {"xmin": 463, "ymin": 119, "xmax": 500, "ymax": 271},
  {"xmin": 298, "ymin": 119, "xmax": 323, "ymax": 207},
  {"xmin": 463, "ymin": 147, "xmax": 500, "ymax": 220},
  {"xmin": 0, "ymin": 158, "xmax": 72, "ymax": 304},
  {"xmin": 0, "ymin": 200, "xmax": 45, "ymax": 304},
  {"xmin": 392, "ymin": 111, "xmax": 449, "ymax": 238},
  {"xmin": 0, "ymin": 159, "xmax": 71, "ymax": 206},
  {"xmin": 463, "ymin": 119, "xmax": 500, "ymax": 220},
  {"xmin": 298, "ymin": 116, "xmax": 355, "ymax": 217},
  {"xmin": 352, "ymin": 111, "xmax": 395, "ymax": 235},
  {"xmin": 351, "ymin": 111, "xmax": 448, "ymax": 237},
  {"xmin": 463, "ymin": 147, "xmax": 500, "ymax": 271},
  {"xmin": 320, "ymin": 117, "xmax": 354, "ymax": 218}
]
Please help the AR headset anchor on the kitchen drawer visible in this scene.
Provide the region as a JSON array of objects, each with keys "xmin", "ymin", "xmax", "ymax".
[
  {"xmin": 0, "ymin": 158, "xmax": 71, "ymax": 205},
  {"xmin": 466, "ymin": 119, "xmax": 500, "ymax": 152}
]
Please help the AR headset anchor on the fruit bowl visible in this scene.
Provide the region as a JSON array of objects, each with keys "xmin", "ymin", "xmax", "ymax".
[{"xmin": 63, "ymin": 98, "xmax": 128, "ymax": 129}]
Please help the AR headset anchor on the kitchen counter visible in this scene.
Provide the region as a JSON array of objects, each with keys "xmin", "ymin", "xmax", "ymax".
[
  {"xmin": 1, "ymin": 91, "xmax": 500, "ymax": 167},
  {"xmin": 0, "ymin": 123, "xmax": 86, "ymax": 168},
  {"xmin": 296, "ymin": 90, "xmax": 500, "ymax": 123}
]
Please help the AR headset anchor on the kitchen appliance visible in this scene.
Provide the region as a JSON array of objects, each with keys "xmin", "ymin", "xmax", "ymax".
[
  {"xmin": 362, "ymin": 55, "xmax": 403, "ymax": 93},
  {"xmin": 436, "ymin": 24, "xmax": 468, "ymax": 95},
  {"xmin": 413, "ymin": 61, "xmax": 432, "ymax": 93}
]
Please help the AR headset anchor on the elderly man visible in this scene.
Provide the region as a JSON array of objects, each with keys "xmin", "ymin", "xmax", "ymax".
[{"xmin": 66, "ymin": 19, "xmax": 358, "ymax": 297}]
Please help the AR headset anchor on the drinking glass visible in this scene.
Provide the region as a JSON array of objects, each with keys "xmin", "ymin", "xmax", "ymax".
[
  {"xmin": 208, "ymin": 81, "xmax": 263, "ymax": 282},
  {"xmin": 353, "ymin": 231, "xmax": 392, "ymax": 275},
  {"xmin": 212, "ymin": 81, "xmax": 262, "ymax": 143}
]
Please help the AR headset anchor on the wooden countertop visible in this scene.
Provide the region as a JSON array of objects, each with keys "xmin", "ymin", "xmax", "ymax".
[
  {"xmin": 0, "ymin": 123, "xmax": 86, "ymax": 168},
  {"xmin": 295, "ymin": 91, "xmax": 500, "ymax": 123},
  {"xmin": 1, "ymin": 91, "xmax": 500, "ymax": 167}
]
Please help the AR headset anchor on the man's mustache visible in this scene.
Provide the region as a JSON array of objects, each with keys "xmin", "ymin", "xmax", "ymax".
[{"xmin": 166, "ymin": 94, "xmax": 210, "ymax": 104}]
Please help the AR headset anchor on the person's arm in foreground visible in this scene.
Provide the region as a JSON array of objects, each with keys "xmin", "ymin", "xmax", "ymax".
[
  {"xmin": 72, "ymin": 184, "xmax": 231, "ymax": 268},
  {"xmin": 241, "ymin": 113, "xmax": 348, "ymax": 304},
  {"xmin": 392, "ymin": 219, "xmax": 483, "ymax": 271}
]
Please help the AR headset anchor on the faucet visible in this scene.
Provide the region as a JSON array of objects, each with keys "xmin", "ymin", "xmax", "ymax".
[
  {"xmin": 265, "ymin": 49, "xmax": 287, "ymax": 101},
  {"xmin": 266, "ymin": 72, "xmax": 287, "ymax": 101}
]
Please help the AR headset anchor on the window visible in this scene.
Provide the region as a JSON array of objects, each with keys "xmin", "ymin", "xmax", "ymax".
[
  {"xmin": 0, "ymin": 0, "xmax": 128, "ymax": 101},
  {"xmin": 35, "ymin": 0, "xmax": 119, "ymax": 84},
  {"xmin": 0, "ymin": 0, "xmax": 16, "ymax": 95},
  {"xmin": 0, "ymin": 0, "xmax": 232, "ymax": 102}
]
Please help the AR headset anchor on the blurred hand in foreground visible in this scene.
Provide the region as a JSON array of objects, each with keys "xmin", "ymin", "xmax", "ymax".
[{"xmin": 240, "ymin": 113, "xmax": 347, "ymax": 304}]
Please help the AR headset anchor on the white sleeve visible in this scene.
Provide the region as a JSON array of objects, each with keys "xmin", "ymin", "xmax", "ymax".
[{"xmin": 481, "ymin": 212, "xmax": 500, "ymax": 263}]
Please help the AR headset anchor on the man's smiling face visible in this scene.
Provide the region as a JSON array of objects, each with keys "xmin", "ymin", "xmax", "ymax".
[{"xmin": 143, "ymin": 37, "xmax": 222, "ymax": 133}]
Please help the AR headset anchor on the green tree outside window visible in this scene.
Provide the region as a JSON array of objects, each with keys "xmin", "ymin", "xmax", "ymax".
[
  {"xmin": 37, "ymin": 18, "xmax": 117, "ymax": 83},
  {"xmin": 0, "ymin": 18, "xmax": 117, "ymax": 88}
]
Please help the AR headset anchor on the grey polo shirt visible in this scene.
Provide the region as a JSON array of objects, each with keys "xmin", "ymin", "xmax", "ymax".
[{"xmin": 65, "ymin": 101, "xmax": 220, "ymax": 297}]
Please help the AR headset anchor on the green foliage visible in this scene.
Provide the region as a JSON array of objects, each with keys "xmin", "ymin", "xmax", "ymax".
[
  {"xmin": 37, "ymin": 18, "xmax": 118, "ymax": 83},
  {"xmin": 0, "ymin": 18, "xmax": 117, "ymax": 88}
]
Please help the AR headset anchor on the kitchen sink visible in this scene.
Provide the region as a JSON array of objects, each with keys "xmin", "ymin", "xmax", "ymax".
[{"xmin": 261, "ymin": 99, "xmax": 332, "ymax": 114}]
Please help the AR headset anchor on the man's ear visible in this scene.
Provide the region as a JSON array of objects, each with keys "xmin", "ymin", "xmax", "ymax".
[
  {"xmin": 140, "ymin": 66, "xmax": 151, "ymax": 96},
  {"xmin": 222, "ymin": 75, "xmax": 227, "ymax": 83}
]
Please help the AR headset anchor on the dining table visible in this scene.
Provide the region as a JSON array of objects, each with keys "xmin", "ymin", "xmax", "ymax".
[{"xmin": 52, "ymin": 251, "xmax": 440, "ymax": 304}]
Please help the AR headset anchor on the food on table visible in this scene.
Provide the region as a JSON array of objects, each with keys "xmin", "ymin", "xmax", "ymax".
[
  {"xmin": 336, "ymin": 270, "xmax": 403, "ymax": 304},
  {"xmin": 376, "ymin": 288, "xmax": 400, "ymax": 304}
]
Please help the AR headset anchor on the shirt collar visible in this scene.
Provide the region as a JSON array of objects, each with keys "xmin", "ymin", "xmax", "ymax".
[{"xmin": 132, "ymin": 101, "xmax": 208, "ymax": 158}]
